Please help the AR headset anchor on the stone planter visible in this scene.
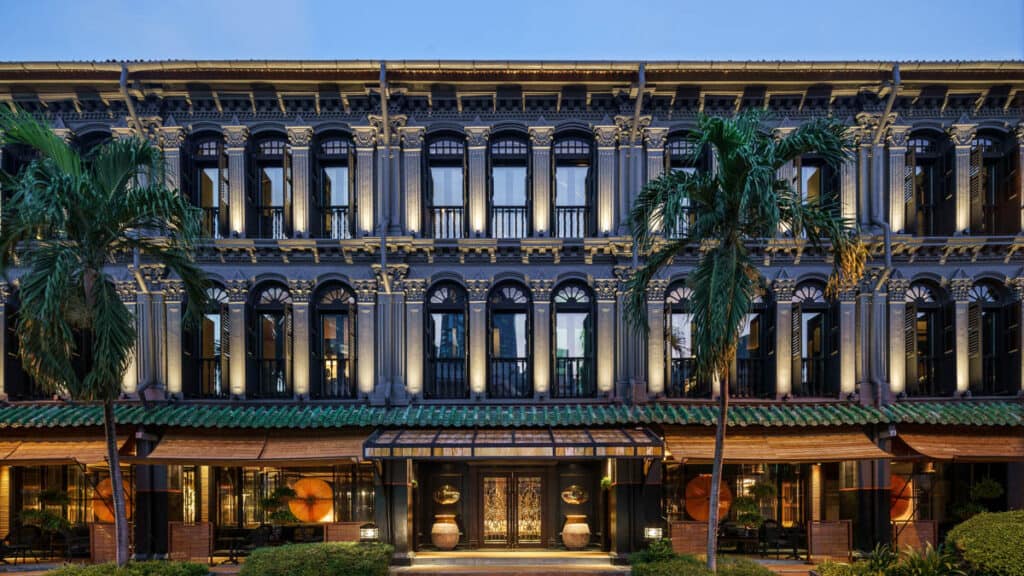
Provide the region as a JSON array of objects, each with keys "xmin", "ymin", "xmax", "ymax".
[
  {"xmin": 562, "ymin": 514, "xmax": 590, "ymax": 550},
  {"xmin": 431, "ymin": 514, "xmax": 460, "ymax": 550}
]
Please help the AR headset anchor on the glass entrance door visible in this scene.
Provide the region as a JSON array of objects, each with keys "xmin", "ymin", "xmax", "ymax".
[{"xmin": 481, "ymin": 472, "xmax": 543, "ymax": 547}]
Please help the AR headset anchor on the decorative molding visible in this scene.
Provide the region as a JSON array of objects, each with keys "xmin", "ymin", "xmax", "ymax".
[
  {"xmin": 854, "ymin": 112, "xmax": 883, "ymax": 144},
  {"xmin": 772, "ymin": 125, "xmax": 797, "ymax": 141},
  {"xmin": 0, "ymin": 281, "xmax": 10, "ymax": 305},
  {"xmin": 529, "ymin": 279, "xmax": 554, "ymax": 301},
  {"xmin": 948, "ymin": 123, "xmax": 977, "ymax": 147},
  {"xmin": 594, "ymin": 278, "xmax": 618, "ymax": 300},
  {"xmin": 353, "ymin": 279, "xmax": 378, "ymax": 303},
  {"xmin": 643, "ymin": 127, "xmax": 668, "ymax": 150},
  {"xmin": 1012, "ymin": 276, "xmax": 1024, "ymax": 301},
  {"xmin": 949, "ymin": 276, "xmax": 973, "ymax": 301},
  {"xmin": 223, "ymin": 125, "xmax": 249, "ymax": 149},
  {"xmin": 286, "ymin": 126, "xmax": 314, "ymax": 148},
  {"xmin": 226, "ymin": 278, "xmax": 249, "ymax": 303},
  {"xmin": 593, "ymin": 125, "xmax": 619, "ymax": 148},
  {"xmin": 464, "ymin": 126, "xmax": 491, "ymax": 147},
  {"xmin": 528, "ymin": 126, "xmax": 554, "ymax": 147},
  {"xmin": 838, "ymin": 288, "xmax": 859, "ymax": 303},
  {"xmin": 646, "ymin": 279, "xmax": 669, "ymax": 303},
  {"xmin": 160, "ymin": 126, "xmax": 186, "ymax": 150},
  {"xmin": 116, "ymin": 281, "xmax": 137, "ymax": 304},
  {"xmin": 288, "ymin": 279, "xmax": 315, "ymax": 303},
  {"xmin": 772, "ymin": 277, "xmax": 796, "ymax": 301},
  {"xmin": 399, "ymin": 126, "xmax": 426, "ymax": 150},
  {"xmin": 369, "ymin": 115, "xmax": 407, "ymax": 145},
  {"xmin": 352, "ymin": 126, "xmax": 377, "ymax": 149},
  {"xmin": 466, "ymin": 279, "xmax": 491, "ymax": 301},
  {"xmin": 372, "ymin": 264, "xmax": 410, "ymax": 293},
  {"xmin": 887, "ymin": 276, "xmax": 910, "ymax": 300},
  {"xmin": 163, "ymin": 279, "xmax": 185, "ymax": 302},
  {"xmin": 886, "ymin": 124, "xmax": 912, "ymax": 148},
  {"xmin": 404, "ymin": 279, "xmax": 427, "ymax": 303},
  {"xmin": 1015, "ymin": 122, "xmax": 1024, "ymax": 144}
]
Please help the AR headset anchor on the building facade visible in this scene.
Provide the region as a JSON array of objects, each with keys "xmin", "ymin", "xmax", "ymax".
[{"xmin": 0, "ymin": 60, "xmax": 1022, "ymax": 564}]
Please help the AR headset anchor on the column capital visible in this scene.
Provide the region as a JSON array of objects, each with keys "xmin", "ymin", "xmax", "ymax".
[
  {"xmin": 646, "ymin": 279, "xmax": 669, "ymax": 303},
  {"xmin": 226, "ymin": 278, "xmax": 249, "ymax": 303},
  {"xmin": 773, "ymin": 277, "xmax": 796, "ymax": 301},
  {"xmin": 399, "ymin": 126, "xmax": 426, "ymax": 150},
  {"xmin": 369, "ymin": 114, "xmax": 406, "ymax": 145},
  {"xmin": 593, "ymin": 125, "xmax": 619, "ymax": 148},
  {"xmin": 613, "ymin": 115, "xmax": 650, "ymax": 145},
  {"xmin": 111, "ymin": 124, "xmax": 135, "ymax": 142},
  {"xmin": 354, "ymin": 279, "xmax": 378, "ymax": 303},
  {"xmin": 950, "ymin": 276, "xmax": 973, "ymax": 302},
  {"xmin": 404, "ymin": 278, "xmax": 427, "ymax": 303},
  {"xmin": 528, "ymin": 126, "xmax": 555, "ymax": 148},
  {"xmin": 643, "ymin": 127, "xmax": 668, "ymax": 150},
  {"xmin": 772, "ymin": 125, "xmax": 798, "ymax": 141},
  {"xmin": 594, "ymin": 278, "xmax": 618, "ymax": 301},
  {"xmin": 160, "ymin": 126, "xmax": 187, "ymax": 150},
  {"xmin": 464, "ymin": 126, "xmax": 491, "ymax": 148},
  {"xmin": 948, "ymin": 123, "xmax": 977, "ymax": 147},
  {"xmin": 163, "ymin": 279, "xmax": 185, "ymax": 303},
  {"xmin": 0, "ymin": 281, "xmax": 9, "ymax": 305},
  {"xmin": 286, "ymin": 126, "xmax": 314, "ymax": 148},
  {"xmin": 887, "ymin": 275, "xmax": 910, "ymax": 300},
  {"xmin": 223, "ymin": 125, "xmax": 249, "ymax": 149},
  {"xmin": 886, "ymin": 124, "xmax": 912, "ymax": 148},
  {"xmin": 116, "ymin": 281, "xmax": 137, "ymax": 304},
  {"xmin": 372, "ymin": 264, "xmax": 410, "ymax": 292},
  {"xmin": 288, "ymin": 279, "xmax": 315, "ymax": 303},
  {"xmin": 1015, "ymin": 122, "xmax": 1024, "ymax": 144},
  {"xmin": 854, "ymin": 112, "xmax": 889, "ymax": 144},
  {"xmin": 352, "ymin": 126, "xmax": 378, "ymax": 149},
  {"xmin": 838, "ymin": 287, "xmax": 859, "ymax": 303},
  {"xmin": 1011, "ymin": 276, "xmax": 1024, "ymax": 301},
  {"xmin": 529, "ymin": 279, "xmax": 554, "ymax": 301},
  {"xmin": 466, "ymin": 279, "xmax": 491, "ymax": 302}
]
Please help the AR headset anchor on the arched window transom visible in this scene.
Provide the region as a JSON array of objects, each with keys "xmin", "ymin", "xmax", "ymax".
[
  {"xmin": 554, "ymin": 284, "xmax": 591, "ymax": 304},
  {"xmin": 906, "ymin": 283, "xmax": 936, "ymax": 304},
  {"xmin": 794, "ymin": 284, "xmax": 826, "ymax": 304},
  {"xmin": 258, "ymin": 285, "xmax": 292, "ymax": 305}
]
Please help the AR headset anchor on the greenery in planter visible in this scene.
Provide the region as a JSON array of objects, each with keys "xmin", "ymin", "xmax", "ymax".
[
  {"xmin": 951, "ymin": 477, "xmax": 1005, "ymax": 522},
  {"xmin": 600, "ymin": 476, "xmax": 612, "ymax": 490},
  {"xmin": 889, "ymin": 544, "xmax": 965, "ymax": 576},
  {"xmin": 946, "ymin": 510, "xmax": 1024, "ymax": 576},
  {"xmin": 260, "ymin": 486, "xmax": 299, "ymax": 525},
  {"xmin": 19, "ymin": 488, "xmax": 72, "ymax": 533},
  {"xmin": 631, "ymin": 545, "xmax": 773, "ymax": 576},
  {"xmin": 630, "ymin": 538, "xmax": 678, "ymax": 564},
  {"xmin": 239, "ymin": 542, "xmax": 394, "ymax": 576},
  {"xmin": 47, "ymin": 562, "xmax": 208, "ymax": 576}
]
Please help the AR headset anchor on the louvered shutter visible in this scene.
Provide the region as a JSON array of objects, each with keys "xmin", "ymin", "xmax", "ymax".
[
  {"xmin": 285, "ymin": 305, "xmax": 294, "ymax": 395},
  {"xmin": 221, "ymin": 304, "xmax": 231, "ymax": 394},
  {"xmin": 283, "ymin": 144, "xmax": 292, "ymax": 239},
  {"xmin": 969, "ymin": 145, "xmax": 984, "ymax": 233},
  {"xmin": 904, "ymin": 303, "xmax": 918, "ymax": 392},
  {"xmin": 828, "ymin": 302, "xmax": 841, "ymax": 395},
  {"xmin": 1006, "ymin": 142, "xmax": 1021, "ymax": 234},
  {"xmin": 791, "ymin": 304, "xmax": 803, "ymax": 395},
  {"xmin": 904, "ymin": 148, "xmax": 916, "ymax": 232},
  {"xmin": 218, "ymin": 143, "xmax": 230, "ymax": 238},
  {"xmin": 968, "ymin": 303, "xmax": 982, "ymax": 390}
]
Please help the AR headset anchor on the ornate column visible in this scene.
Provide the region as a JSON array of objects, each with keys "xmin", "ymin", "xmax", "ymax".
[
  {"xmin": 117, "ymin": 282, "xmax": 139, "ymax": 395},
  {"xmin": 467, "ymin": 279, "xmax": 489, "ymax": 397},
  {"xmin": 287, "ymin": 127, "xmax": 314, "ymax": 237},
  {"xmin": 289, "ymin": 279, "xmax": 313, "ymax": 397},
  {"xmin": 773, "ymin": 273, "xmax": 795, "ymax": 398},
  {"xmin": 595, "ymin": 279, "xmax": 618, "ymax": 395},
  {"xmin": 529, "ymin": 279, "xmax": 553, "ymax": 398},
  {"xmin": 226, "ymin": 278, "xmax": 248, "ymax": 397},
  {"xmin": 887, "ymin": 125, "xmax": 911, "ymax": 233},
  {"xmin": 594, "ymin": 126, "xmax": 619, "ymax": 236},
  {"xmin": 950, "ymin": 272, "xmax": 972, "ymax": 394},
  {"xmin": 529, "ymin": 127, "xmax": 554, "ymax": 236},
  {"xmin": 466, "ymin": 127, "xmax": 490, "ymax": 237},
  {"xmin": 224, "ymin": 125, "xmax": 249, "ymax": 237},
  {"xmin": 774, "ymin": 127, "xmax": 797, "ymax": 235},
  {"xmin": 646, "ymin": 279, "xmax": 668, "ymax": 397},
  {"xmin": 644, "ymin": 128, "xmax": 668, "ymax": 183},
  {"xmin": 887, "ymin": 273, "xmax": 909, "ymax": 395},
  {"xmin": 856, "ymin": 116, "xmax": 874, "ymax": 228},
  {"xmin": 160, "ymin": 126, "xmax": 186, "ymax": 193},
  {"xmin": 839, "ymin": 288, "xmax": 858, "ymax": 396},
  {"xmin": 1017, "ymin": 125, "xmax": 1024, "ymax": 232},
  {"xmin": 949, "ymin": 123, "xmax": 977, "ymax": 234},
  {"xmin": 614, "ymin": 266, "xmax": 646, "ymax": 399},
  {"xmin": 354, "ymin": 279, "xmax": 377, "ymax": 396},
  {"xmin": 400, "ymin": 127, "xmax": 425, "ymax": 236},
  {"xmin": 164, "ymin": 280, "xmax": 184, "ymax": 396},
  {"xmin": 143, "ymin": 266, "xmax": 167, "ymax": 392},
  {"xmin": 353, "ymin": 127, "xmax": 377, "ymax": 236},
  {"xmin": 404, "ymin": 280, "xmax": 426, "ymax": 397},
  {"xmin": 374, "ymin": 265, "xmax": 408, "ymax": 404}
]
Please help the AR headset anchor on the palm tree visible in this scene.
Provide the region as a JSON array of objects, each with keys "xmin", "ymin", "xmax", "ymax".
[
  {"xmin": 0, "ymin": 110, "xmax": 208, "ymax": 565},
  {"xmin": 624, "ymin": 111, "xmax": 865, "ymax": 571}
]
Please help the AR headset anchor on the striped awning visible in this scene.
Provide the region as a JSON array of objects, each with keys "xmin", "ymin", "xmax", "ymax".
[
  {"xmin": 364, "ymin": 428, "xmax": 663, "ymax": 460},
  {"xmin": 897, "ymin": 429, "xmax": 1024, "ymax": 462},
  {"xmin": 134, "ymin": 431, "xmax": 366, "ymax": 466},
  {"xmin": 664, "ymin": 427, "xmax": 891, "ymax": 463}
]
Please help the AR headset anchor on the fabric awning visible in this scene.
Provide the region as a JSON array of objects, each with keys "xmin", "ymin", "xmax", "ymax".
[
  {"xmin": 136, "ymin": 431, "xmax": 366, "ymax": 466},
  {"xmin": 898, "ymin": 430, "xmax": 1024, "ymax": 462},
  {"xmin": 0, "ymin": 437, "xmax": 127, "ymax": 466},
  {"xmin": 364, "ymin": 428, "xmax": 663, "ymax": 460},
  {"xmin": 664, "ymin": 427, "xmax": 890, "ymax": 463}
]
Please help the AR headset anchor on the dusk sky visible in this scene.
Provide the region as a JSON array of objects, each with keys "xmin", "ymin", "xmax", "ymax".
[{"xmin": 1, "ymin": 0, "xmax": 1022, "ymax": 61}]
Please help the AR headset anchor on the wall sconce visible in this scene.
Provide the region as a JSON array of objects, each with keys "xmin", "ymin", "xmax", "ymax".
[
  {"xmin": 360, "ymin": 523, "xmax": 380, "ymax": 542},
  {"xmin": 643, "ymin": 526, "xmax": 664, "ymax": 541}
]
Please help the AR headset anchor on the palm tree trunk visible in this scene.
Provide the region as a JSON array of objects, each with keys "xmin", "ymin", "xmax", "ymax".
[
  {"xmin": 102, "ymin": 400, "xmax": 130, "ymax": 566},
  {"xmin": 706, "ymin": 369, "xmax": 729, "ymax": 572}
]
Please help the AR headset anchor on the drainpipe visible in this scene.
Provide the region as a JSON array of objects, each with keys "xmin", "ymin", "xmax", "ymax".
[
  {"xmin": 119, "ymin": 63, "xmax": 143, "ymax": 136},
  {"xmin": 630, "ymin": 64, "xmax": 645, "ymax": 268},
  {"xmin": 378, "ymin": 63, "xmax": 391, "ymax": 294}
]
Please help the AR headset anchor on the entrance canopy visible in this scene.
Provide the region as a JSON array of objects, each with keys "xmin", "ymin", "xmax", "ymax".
[
  {"xmin": 134, "ymin": 431, "xmax": 366, "ymax": 466},
  {"xmin": 897, "ymin": 429, "xmax": 1024, "ymax": 462},
  {"xmin": 664, "ymin": 426, "xmax": 890, "ymax": 463},
  {"xmin": 0, "ymin": 436, "xmax": 128, "ymax": 466},
  {"xmin": 364, "ymin": 428, "xmax": 662, "ymax": 460}
]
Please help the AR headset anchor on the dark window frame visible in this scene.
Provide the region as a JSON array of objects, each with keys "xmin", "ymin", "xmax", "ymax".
[{"xmin": 486, "ymin": 281, "xmax": 532, "ymax": 398}]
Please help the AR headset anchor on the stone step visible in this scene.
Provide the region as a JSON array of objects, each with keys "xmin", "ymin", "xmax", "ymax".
[
  {"xmin": 410, "ymin": 551, "xmax": 614, "ymax": 567},
  {"xmin": 392, "ymin": 567, "xmax": 629, "ymax": 576}
]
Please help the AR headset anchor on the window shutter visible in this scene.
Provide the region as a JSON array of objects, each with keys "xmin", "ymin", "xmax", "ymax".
[
  {"xmin": 904, "ymin": 303, "xmax": 918, "ymax": 391},
  {"xmin": 969, "ymin": 145, "xmax": 984, "ymax": 232},
  {"xmin": 904, "ymin": 148, "xmax": 916, "ymax": 209},
  {"xmin": 219, "ymin": 143, "xmax": 230, "ymax": 238},
  {"xmin": 968, "ymin": 302, "xmax": 982, "ymax": 390},
  {"xmin": 791, "ymin": 304, "xmax": 803, "ymax": 394},
  {"xmin": 221, "ymin": 305, "xmax": 231, "ymax": 389},
  {"xmin": 283, "ymin": 144, "xmax": 292, "ymax": 238}
]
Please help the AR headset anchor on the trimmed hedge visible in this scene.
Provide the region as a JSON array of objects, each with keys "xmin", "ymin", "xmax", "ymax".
[
  {"xmin": 632, "ymin": 554, "xmax": 773, "ymax": 576},
  {"xmin": 47, "ymin": 562, "xmax": 208, "ymax": 576},
  {"xmin": 947, "ymin": 510, "xmax": 1024, "ymax": 576},
  {"xmin": 239, "ymin": 542, "xmax": 393, "ymax": 576}
]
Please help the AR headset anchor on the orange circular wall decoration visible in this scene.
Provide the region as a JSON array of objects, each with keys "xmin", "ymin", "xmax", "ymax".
[
  {"xmin": 684, "ymin": 474, "xmax": 733, "ymax": 522},
  {"xmin": 288, "ymin": 478, "xmax": 334, "ymax": 523},
  {"xmin": 890, "ymin": 475, "xmax": 912, "ymax": 519},
  {"xmin": 93, "ymin": 478, "xmax": 132, "ymax": 524}
]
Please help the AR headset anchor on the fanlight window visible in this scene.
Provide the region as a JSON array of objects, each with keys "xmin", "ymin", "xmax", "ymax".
[
  {"xmin": 971, "ymin": 136, "xmax": 997, "ymax": 154},
  {"xmin": 908, "ymin": 137, "xmax": 936, "ymax": 155},
  {"xmin": 207, "ymin": 287, "xmax": 230, "ymax": 306},
  {"xmin": 490, "ymin": 285, "xmax": 529, "ymax": 305},
  {"xmin": 430, "ymin": 285, "xmax": 466, "ymax": 306},
  {"xmin": 906, "ymin": 284, "xmax": 936, "ymax": 304},
  {"xmin": 258, "ymin": 139, "xmax": 287, "ymax": 156},
  {"xmin": 491, "ymin": 138, "xmax": 528, "ymax": 157},
  {"xmin": 794, "ymin": 285, "xmax": 826, "ymax": 304},
  {"xmin": 553, "ymin": 138, "xmax": 591, "ymax": 157},
  {"xmin": 429, "ymin": 138, "xmax": 464, "ymax": 157},
  {"xmin": 666, "ymin": 285, "xmax": 693, "ymax": 304},
  {"xmin": 320, "ymin": 138, "xmax": 349, "ymax": 157},
  {"xmin": 554, "ymin": 284, "xmax": 591, "ymax": 304},
  {"xmin": 259, "ymin": 286, "xmax": 292, "ymax": 305},
  {"xmin": 319, "ymin": 287, "xmax": 355, "ymax": 306}
]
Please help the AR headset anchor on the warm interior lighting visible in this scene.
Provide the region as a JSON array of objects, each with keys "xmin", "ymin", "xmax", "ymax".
[
  {"xmin": 360, "ymin": 523, "xmax": 380, "ymax": 542},
  {"xmin": 643, "ymin": 526, "xmax": 664, "ymax": 540}
]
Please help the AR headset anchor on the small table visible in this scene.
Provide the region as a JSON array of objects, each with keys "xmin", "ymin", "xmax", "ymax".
[{"xmin": 218, "ymin": 536, "xmax": 247, "ymax": 565}]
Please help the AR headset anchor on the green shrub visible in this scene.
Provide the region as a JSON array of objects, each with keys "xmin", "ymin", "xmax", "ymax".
[
  {"xmin": 718, "ymin": 557, "xmax": 774, "ymax": 576},
  {"xmin": 47, "ymin": 562, "xmax": 208, "ymax": 576},
  {"xmin": 890, "ymin": 544, "xmax": 965, "ymax": 576},
  {"xmin": 239, "ymin": 542, "xmax": 393, "ymax": 576},
  {"xmin": 629, "ymin": 538, "xmax": 677, "ymax": 564},
  {"xmin": 816, "ymin": 561, "xmax": 859, "ymax": 576},
  {"xmin": 946, "ymin": 510, "xmax": 1024, "ymax": 576},
  {"xmin": 632, "ymin": 556, "xmax": 712, "ymax": 576}
]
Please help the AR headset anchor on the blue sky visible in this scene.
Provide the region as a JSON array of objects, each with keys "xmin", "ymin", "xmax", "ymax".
[{"xmin": 0, "ymin": 0, "xmax": 1021, "ymax": 61}]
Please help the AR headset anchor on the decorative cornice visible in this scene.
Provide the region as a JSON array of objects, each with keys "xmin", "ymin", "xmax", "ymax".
[
  {"xmin": 286, "ymin": 126, "xmax": 314, "ymax": 148},
  {"xmin": 464, "ymin": 126, "xmax": 491, "ymax": 148},
  {"xmin": 223, "ymin": 125, "xmax": 249, "ymax": 149},
  {"xmin": 594, "ymin": 278, "xmax": 618, "ymax": 300},
  {"xmin": 404, "ymin": 278, "xmax": 427, "ymax": 303},
  {"xmin": 646, "ymin": 279, "xmax": 669, "ymax": 303},
  {"xmin": 772, "ymin": 277, "xmax": 796, "ymax": 301},
  {"xmin": 593, "ymin": 125, "xmax": 619, "ymax": 148},
  {"xmin": 838, "ymin": 288, "xmax": 859, "ymax": 303},
  {"xmin": 163, "ymin": 279, "xmax": 185, "ymax": 302},
  {"xmin": 887, "ymin": 276, "xmax": 910, "ymax": 300},
  {"xmin": 115, "ymin": 281, "xmax": 137, "ymax": 304},
  {"xmin": 353, "ymin": 279, "xmax": 377, "ymax": 303},
  {"xmin": 1015, "ymin": 122, "xmax": 1024, "ymax": 145},
  {"xmin": 352, "ymin": 126, "xmax": 377, "ymax": 149},
  {"xmin": 529, "ymin": 278, "xmax": 554, "ymax": 301},
  {"xmin": 644, "ymin": 127, "xmax": 668, "ymax": 150},
  {"xmin": 288, "ymin": 279, "xmax": 315, "ymax": 303},
  {"xmin": 528, "ymin": 126, "xmax": 554, "ymax": 148},
  {"xmin": 854, "ymin": 112, "xmax": 883, "ymax": 144},
  {"xmin": 399, "ymin": 126, "xmax": 425, "ymax": 150},
  {"xmin": 948, "ymin": 123, "xmax": 977, "ymax": 147},
  {"xmin": 0, "ymin": 281, "xmax": 10, "ymax": 305},
  {"xmin": 950, "ymin": 276, "xmax": 973, "ymax": 301},
  {"xmin": 372, "ymin": 264, "xmax": 410, "ymax": 293}
]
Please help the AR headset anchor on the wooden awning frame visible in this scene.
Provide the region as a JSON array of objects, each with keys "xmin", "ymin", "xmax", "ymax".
[
  {"xmin": 0, "ymin": 436, "xmax": 129, "ymax": 467},
  {"xmin": 130, "ymin": 431, "xmax": 367, "ymax": 466},
  {"xmin": 363, "ymin": 427, "xmax": 663, "ymax": 460},
  {"xmin": 896, "ymin": 429, "xmax": 1024, "ymax": 462},
  {"xmin": 664, "ymin": 426, "xmax": 891, "ymax": 464}
]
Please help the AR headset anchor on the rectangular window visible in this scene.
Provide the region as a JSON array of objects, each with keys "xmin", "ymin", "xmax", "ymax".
[
  {"xmin": 201, "ymin": 313, "xmax": 221, "ymax": 358},
  {"xmin": 431, "ymin": 312, "xmax": 465, "ymax": 358},
  {"xmin": 431, "ymin": 166, "xmax": 464, "ymax": 206},
  {"xmin": 555, "ymin": 166, "xmax": 588, "ymax": 206},
  {"xmin": 555, "ymin": 312, "xmax": 589, "ymax": 358},
  {"xmin": 491, "ymin": 312, "xmax": 527, "ymax": 358},
  {"xmin": 493, "ymin": 166, "xmax": 527, "ymax": 206},
  {"xmin": 801, "ymin": 165, "xmax": 822, "ymax": 203},
  {"xmin": 260, "ymin": 167, "xmax": 285, "ymax": 207},
  {"xmin": 670, "ymin": 313, "xmax": 694, "ymax": 359},
  {"xmin": 323, "ymin": 166, "xmax": 349, "ymax": 207},
  {"xmin": 321, "ymin": 313, "xmax": 349, "ymax": 359},
  {"xmin": 260, "ymin": 313, "xmax": 285, "ymax": 359},
  {"xmin": 200, "ymin": 168, "xmax": 219, "ymax": 208}
]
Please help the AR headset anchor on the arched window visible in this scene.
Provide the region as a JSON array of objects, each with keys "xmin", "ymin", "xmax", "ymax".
[
  {"xmin": 791, "ymin": 283, "xmax": 839, "ymax": 397},
  {"xmin": 904, "ymin": 133, "xmax": 955, "ymax": 236},
  {"xmin": 553, "ymin": 136, "xmax": 592, "ymax": 238},
  {"xmin": 183, "ymin": 134, "xmax": 227, "ymax": 238},
  {"xmin": 426, "ymin": 136, "xmax": 466, "ymax": 239},
  {"xmin": 552, "ymin": 282, "xmax": 595, "ymax": 398},
  {"xmin": 313, "ymin": 135, "xmax": 355, "ymax": 239},
  {"xmin": 487, "ymin": 282, "xmax": 531, "ymax": 398},
  {"xmin": 904, "ymin": 282, "xmax": 954, "ymax": 396},
  {"xmin": 664, "ymin": 134, "xmax": 710, "ymax": 238},
  {"xmin": 74, "ymin": 131, "xmax": 112, "ymax": 156},
  {"xmin": 425, "ymin": 282, "xmax": 468, "ymax": 398},
  {"xmin": 183, "ymin": 286, "xmax": 230, "ymax": 398},
  {"xmin": 4, "ymin": 290, "xmax": 48, "ymax": 400},
  {"xmin": 665, "ymin": 283, "xmax": 708, "ymax": 398},
  {"xmin": 248, "ymin": 283, "xmax": 292, "ymax": 398},
  {"xmin": 731, "ymin": 293, "xmax": 773, "ymax": 398},
  {"xmin": 969, "ymin": 132, "xmax": 1016, "ymax": 235},
  {"xmin": 968, "ymin": 281, "xmax": 1017, "ymax": 395},
  {"xmin": 312, "ymin": 283, "xmax": 357, "ymax": 399},
  {"xmin": 489, "ymin": 135, "xmax": 530, "ymax": 238},
  {"xmin": 247, "ymin": 135, "xmax": 291, "ymax": 239}
]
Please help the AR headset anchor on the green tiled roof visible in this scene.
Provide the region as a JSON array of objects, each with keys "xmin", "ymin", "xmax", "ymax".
[{"xmin": 0, "ymin": 401, "xmax": 1019, "ymax": 430}]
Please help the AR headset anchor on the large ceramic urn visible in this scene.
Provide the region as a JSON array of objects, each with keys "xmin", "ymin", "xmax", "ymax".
[
  {"xmin": 562, "ymin": 514, "xmax": 591, "ymax": 550},
  {"xmin": 431, "ymin": 514, "xmax": 460, "ymax": 550}
]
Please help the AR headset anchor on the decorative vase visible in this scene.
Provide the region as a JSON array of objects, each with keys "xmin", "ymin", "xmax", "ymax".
[
  {"xmin": 431, "ymin": 514, "xmax": 460, "ymax": 550},
  {"xmin": 562, "ymin": 514, "xmax": 591, "ymax": 550}
]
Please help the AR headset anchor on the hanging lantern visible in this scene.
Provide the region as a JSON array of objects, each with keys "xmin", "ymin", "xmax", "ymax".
[{"xmin": 684, "ymin": 474, "xmax": 733, "ymax": 522}]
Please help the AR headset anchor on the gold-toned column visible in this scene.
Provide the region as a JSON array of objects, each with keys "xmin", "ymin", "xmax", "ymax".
[
  {"xmin": 289, "ymin": 280, "xmax": 313, "ymax": 397},
  {"xmin": 164, "ymin": 280, "xmax": 184, "ymax": 396},
  {"xmin": 888, "ymin": 274, "xmax": 909, "ymax": 395},
  {"xmin": 595, "ymin": 279, "xmax": 618, "ymax": 394},
  {"xmin": 224, "ymin": 125, "xmax": 249, "ymax": 237},
  {"xmin": 227, "ymin": 278, "xmax": 248, "ymax": 397},
  {"xmin": 160, "ymin": 126, "xmax": 186, "ymax": 193},
  {"xmin": 466, "ymin": 127, "xmax": 490, "ymax": 237},
  {"xmin": 355, "ymin": 279, "xmax": 377, "ymax": 396},
  {"xmin": 950, "ymin": 273, "xmax": 972, "ymax": 394},
  {"xmin": 839, "ymin": 288, "xmax": 858, "ymax": 396},
  {"xmin": 644, "ymin": 128, "xmax": 667, "ymax": 183},
  {"xmin": 400, "ymin": 128, "xmax": 425, "ymax": 236},
  {"xmin": 646, "ymin": 280, "xmax": 667, "ymax": 397},
  {"xmin": 594, "ymin": 126, "xmax": 619, "ymax": 236},
  {"xmin": 949, "ymin": 124, "xmax": 976, "ymax": 234},
  {"xmin": 117, "ymin": 282, "xmax": 139, "ymax": 395},
  {"xmin": 353, "ymin": 127, "xmax": 377, "ymax": 236},
  {"xmin": 404, "ymin": 280, "xmax": 426, "ymax": 396},
  {"xmin": 0, "ymin": 466, "xmax": 9, "ymax": 538},
  {"xmin": 530, "ymin": 280, "xmax": 553, "ymax": 397},
  {"xmin": 287, "ymin": 127, "xmax": 314, "ymax": 237},
  {"xmin": 467, "ymin": 280, "xmax": 489, "ymax": 396},
  {"xmin": 773, "ymin": 274, "xmax": 795, "ymax": 398},
  {"xmin": 886, "ymin": 126, "xmax": 910, "ymax": 232},
  {"xmin": 529, "ymin": 127, "xmax": 554, "ymax": 236}
]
